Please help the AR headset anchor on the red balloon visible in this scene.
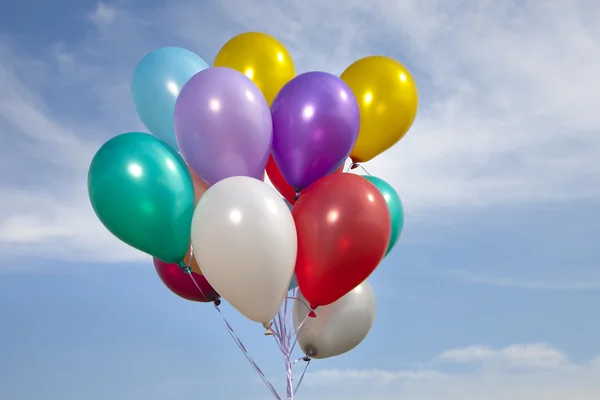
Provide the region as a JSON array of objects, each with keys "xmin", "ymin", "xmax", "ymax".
[
  {"xmin": 293, "ymin": 173, "xmax": 391, "ymax": 308},
  {"xmin": 266, "ymin": 155, "xmax": 297, "ymax": 204},
  {"xmin": 266, "ymin": 155, "xmax": 344, "ymax": 204},
  {"xmin": 153, "ymin": 258, "xmax": 219, "ymax": 302}
]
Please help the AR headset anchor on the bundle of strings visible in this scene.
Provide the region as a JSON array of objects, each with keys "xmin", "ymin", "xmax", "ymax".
[{"xmin": 188, "ymin": 272, "xmax": 312, "ymax": 400}]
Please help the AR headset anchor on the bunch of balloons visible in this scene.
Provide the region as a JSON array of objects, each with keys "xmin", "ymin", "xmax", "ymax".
[{"xmin": 87, "ymin": 31, "xmax": 417, "ymax": 398}]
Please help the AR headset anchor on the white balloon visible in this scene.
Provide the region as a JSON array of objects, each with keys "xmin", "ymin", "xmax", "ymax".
[
  {"xmin": 191, "ymin": 176, "xmax": 297, "ymax": 323},
  {"xmin": 293, "ymin": 280, "xmax": 376, "ymax": 359}
]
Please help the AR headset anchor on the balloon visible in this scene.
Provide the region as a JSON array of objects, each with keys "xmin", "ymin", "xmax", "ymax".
[
  {"xmin": 293, "ymin": 280, "xmax": 375, "ymax": 359},
  {"xmin": 340, "ymin": 56, "xmax": 418, "ymax": 163},
  {"xmin": 266, "ymin": 155, "xmax": 345, "ymax": 204},
  {"xmin": 88, "ymin": 132, "xmax": 195, "ymax": 263},
  {"xmin": 186, "ymin": 164, "xmax": 266, "ymax": 275},
  {"xmin": 283, "ymin": 199, "xmax": 299, "ymax": 291},
  {"xmin": 191, "ymin": 176, "xmax": 297, "ymax": 323},
  {"xmin": 362, "ymin": 176, "xmax": 404, "ymax": 256},
  {"xmin": 271, "ymin": 72, "xmax": 359, "ymax": 191},
  {"xmin": 131, "ymin": 47, "xmax": 209, "ymax": 149},
  {"xmin": 214, "ymin": 32, "xmax": 295, "ymax": 106},
  {"xmin": 265, "ymin": 155, "xmax": 297, "ymax": 205},
  {"xmin": 153, "ymin": 258, "xmax": 219, "ymax": 302},
  {"xmin": 284, "ymin": 198, "xmax": 294, "ymax": 212},
  {"xmin": 289, "ymin": 274, "xmax": 298, "ymax": 291},
  {"xmin": 189, "ymin": 167, "xmax": 210, "ymax": 205},
  {"xmin": 174, "ymin": 67, "xmax": 272, "ymax": 185},
  {"xmin": 293, "ymin": 173, "xmax": 391, "ymax": 308},
  {"xmin": 180, "ymin": 245, "xmax": 201, "ymax": 275}
]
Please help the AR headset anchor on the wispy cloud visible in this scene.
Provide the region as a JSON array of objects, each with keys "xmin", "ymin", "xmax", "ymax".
[
  {"xmin": 438, "ymin": 343, "xmax": 569, "ymax": 368},
  {"xmin": 1, "ymin": 0, "xmax": 599, "ymax": 263},
  {"xmin": 446, "ymin": 269, "xmax": 600, "ymax": 290},
  {"xmin": 303, "ymin": 343, "xmax": 600, "ymax": 399}
]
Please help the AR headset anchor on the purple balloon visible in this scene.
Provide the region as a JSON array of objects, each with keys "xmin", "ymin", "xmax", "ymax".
[
  {"xmin": 271, "ymin": 71, "xmax": 359, "ymax": 190},
  {"xmin": 174, "ymin": 67, "xmax": 272, "ymax": 185}
]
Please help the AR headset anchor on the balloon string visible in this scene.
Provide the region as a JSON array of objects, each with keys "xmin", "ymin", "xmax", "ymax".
[
  {"xmin": 271, "ymin": 306, "xmax": 294, "ymax": 399},
  {"xmin": 212, "ymin": 304, "xmax": 281, "ymax": 400},
  {"xmin": 356, "ymin": 163, "xmax": 372, "ymax": 176},
  {"xmin": 285, "ymin": 291, "xmax": 293, "ymax": 341},
  {"xmin": 269, "ymin": 321, "xmax": 286, "ymax": 354},
  {"xmin": 290, "ymin": 312, "xmax": 310, "ymax": 354},
  {"xmin": 285, "ymin": 296, "xmax": 296, "ymax": 400},
  {"xmin": 293, "ymin": 359, "xmax": 311, "ymax": 395},
  {"xmin": 268, "ymin": 288, "xmax": 313, "ymax": 400},
  {"xmin": 187, "ymin": 274, "xmax": 281, "ymax": 400},
  {"xmin": 285, "ymin": 352, "xmax": 294, "ymax": 400}
]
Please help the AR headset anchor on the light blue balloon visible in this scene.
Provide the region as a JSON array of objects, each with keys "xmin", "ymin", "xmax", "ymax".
[{"xmin": 131, "ymin": 47, "xmax": 208, "ymax": 150}]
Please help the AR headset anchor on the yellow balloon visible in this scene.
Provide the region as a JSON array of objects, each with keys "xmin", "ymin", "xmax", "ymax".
[
  {"xmin": 340, "ymin": 56, "xmax": 419, "ymax": 163},
  {"xmin": 214, "ymin": 32, "xmax": 295, "ymax": 106}
]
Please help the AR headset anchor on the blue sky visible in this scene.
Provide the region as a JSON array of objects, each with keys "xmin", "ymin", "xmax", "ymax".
[{"xmin": 1, "ymin": 0, "xmax": 600, "ymax": 399}]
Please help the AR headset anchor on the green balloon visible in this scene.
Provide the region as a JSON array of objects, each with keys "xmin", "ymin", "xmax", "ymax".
[
  {"xmin": 362, "ymin": 175, "xmax": 404, "ymax": 256},
  {"xmin": 88, "ymin": 132, "xmax": 195, "ymax": 263}
]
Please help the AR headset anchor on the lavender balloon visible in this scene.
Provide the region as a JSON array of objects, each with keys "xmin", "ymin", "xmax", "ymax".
[
  {"xmin": 271, "ymin": 71, "xmax": 359, "ymax": 190},
  {"xmin": 174, "ymin": 67, "xmax": 272, "ymax": 185}
]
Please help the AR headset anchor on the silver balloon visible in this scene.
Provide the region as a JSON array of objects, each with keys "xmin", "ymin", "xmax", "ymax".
[{"xmin": 293, "ymin": 280, "xmax": 376, "ymax": 359}]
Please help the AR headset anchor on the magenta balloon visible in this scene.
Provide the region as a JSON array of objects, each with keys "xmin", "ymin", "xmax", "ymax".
[
  {"xmin": 153, "ymin": 258, "xmax": 219, "ymax": 303},
  {"xmin": 174, "ymin": 67, "xmax": 272, "ymax": 185},
  {"xmin": 271, "ymin": 71, "xmax": 359, "ymax": 190}
]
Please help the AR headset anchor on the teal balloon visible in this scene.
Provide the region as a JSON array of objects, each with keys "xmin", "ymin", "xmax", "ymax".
[
  {"xmin": 88, "ymin": 132, "xmax": 195, "ymax": 263},
  {"xmin": 131, "ymin": 47, "xmax": 208, "ymax": 150},
  {"xmin": 289, "ymin": 274, "xmax": 298, "ymax": 291},
  {"xmin": 285, "ymin": 201, "xmax": 299, "ymax": 290},
  {"xmin": 362, "ymin": 176, "xmax": 404, "ymax": 256}
]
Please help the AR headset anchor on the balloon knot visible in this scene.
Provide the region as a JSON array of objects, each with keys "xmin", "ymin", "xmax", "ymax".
[
  {"xmin": 308, "ymin": 310, "xmax": 317, "ymax": 318},
  {"xmin": 213, "ymin": 298, "xmax": 222, "ymax": 306},
  {"xmin": 293, "ymin": 190, "xmax": 301, "ymax": 202},
  {"xmin": 350, "ymin": 162, "xmax": 359, "ymax": 170},
  {"xmin": 177, "ymin": 260, "xmax": 192, "ymax": 274},
  {"xmin": 262, "ymin": 322, "xmax": 274, "ymax": 336},
  {"xmin": 302, "ymin": 356, "xmax": 312, "ymax": 362}
]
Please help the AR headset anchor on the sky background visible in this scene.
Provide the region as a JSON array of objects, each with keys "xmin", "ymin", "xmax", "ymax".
[{"xmin": 1, "ymin": 0, "xmax": 600, "ymax": 399}]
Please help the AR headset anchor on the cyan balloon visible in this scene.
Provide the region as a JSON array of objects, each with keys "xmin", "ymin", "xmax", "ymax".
[
  {"xmin": 362, "ymin": 176, "xmax": 404, "ymax": 255},
  {"xmin": 131, "ymin": 47, "xmax": 208, "ymax": 149},
  {"xmin": 88, "ymin": 132, "xmax": 195, "ymax": 263}
]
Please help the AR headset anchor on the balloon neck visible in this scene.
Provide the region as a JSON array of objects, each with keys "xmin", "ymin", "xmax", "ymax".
[
  {"xmin": 293, "ymin": 190, "xmax": 301, "ymax": 202},
  {"xmin": 262, "ymin": 322, "xmax": 274, "ymax": 336},
  {"xmin": 177, "ymin": 260, "xmax": 192, "ymax": 274},
  {"xmin": 305, "ymin": 347, "xmax": 316, "ymax": 358},
  {"xmin": 308, "ymin": 309, "xmax": 317, "ymax": 318},
  {"xmin": 213, "ymin": 298, "xmax": 222, "ymax": 306}
]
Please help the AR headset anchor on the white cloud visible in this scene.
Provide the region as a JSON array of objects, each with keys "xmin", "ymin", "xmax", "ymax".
[
  {"xmin": 438, "ymin": 343, "xmax": 568, "ymax": 368},
  {"xmin": 88, "ymin": 2, "xmax": 118, "ymax": 26},
  {"xmin": 301, "ymin": 343, "xmax": 600, "ymax": 400},
  {"xmin": 0, "ymin": 38, "xmax": 144, "ymax": 263},
  {"xmin": 0, "ymin": 0, "xmax": 599, "ymax": 262},
  {"xmin": 446, "ymin": 269, "xmax": 600, "ymax": 290}
]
